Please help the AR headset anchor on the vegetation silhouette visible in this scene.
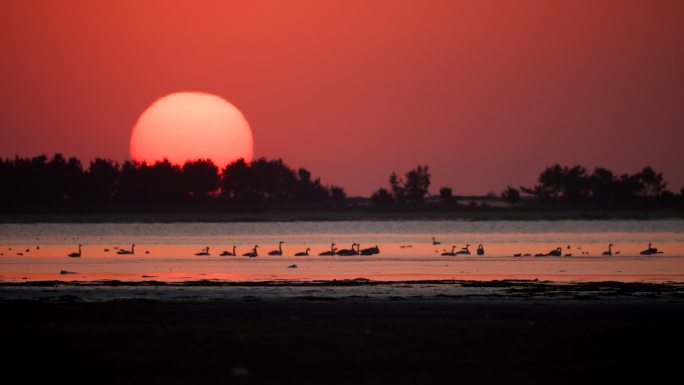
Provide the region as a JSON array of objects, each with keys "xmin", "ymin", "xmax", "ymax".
[
  {"xmin": 372, "ymin": 165, "xmax": 431, "ymax": 206},
  {"xmin": 515, "ymin": 164, "xmax": 675, "ymax": 208},
  {"xmin": 0, "ymin": 155, "xmax": 681, "ymax": 214},
  {"xmin": 0, "ymin": 154, "xmax": 344, "ymax": 213}
]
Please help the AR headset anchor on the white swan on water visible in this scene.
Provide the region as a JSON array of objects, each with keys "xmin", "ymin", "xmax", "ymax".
[
  {"xmin": 68, "ymin": 244, "xmax": 82, "ymax": 258},
  {"xmin": 117, "ymin": 244, "xmax": 135, "ymax": 255},
  {"xmin": 640, "ymin": 242, "xmax": 661, "ymax": 255},
  {"xmin": 319, "ymin": 243, "xmax": 336, "ymax": 256},
  {"xmin": 195, "ymin": 247, "xmax": 210, "ymax": 256},
  {"xmin": 602, "ymin": 244, "xmax": 614, "ymax": 256},
  {"xmin": 294, "ymin": 248, "xmax": 310, "ymax": 256},
  {"xmin": 268, "ymin": 241, "xmax": 284, "ymax": 256},
  {"xmin": 456, "ymin": 244, "xmax": 471, "ymax": 255},
  {"xmin": 220, "ymin": 245, "xmax": 236, "ymax": 256},
  {"xmin": 441, "ymin": 246, "xmax": 456, "ymax": 256},
  {"xmin": 243, "ymin": 245, "xmax": 259, "ymax": 258}
]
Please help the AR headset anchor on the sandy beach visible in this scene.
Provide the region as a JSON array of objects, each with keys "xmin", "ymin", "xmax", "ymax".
[{"xmin": 2, "ymin": 280, "xmax": 683, "ymax": 384}]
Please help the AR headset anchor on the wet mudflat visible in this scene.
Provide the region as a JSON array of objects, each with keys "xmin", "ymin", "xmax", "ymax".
[{"xmin": 2, "ymin": 282, "xmax": 683, "ymax": 385}]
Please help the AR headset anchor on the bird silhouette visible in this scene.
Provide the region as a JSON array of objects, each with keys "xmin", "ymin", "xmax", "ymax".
[
  {"xmin": 294, "ymin": 248, "xmax": 310, "ymax": 256},
  {"xmin": 268, "ymin": 241, "xmax": 285, "ymax": 256},
  {"xmin": 476, "ymin": 244, "xmax": 485, "ymax": 256},
  {"xmin": 602, "ymin": 243, "xmax": 614, "ymax": 256},
  {"xmin": 640, "ymin": 242, "xmax": 662, "ymax": 255},
  {"xmin": 117, "ymin": 244, "xmax": 135, "ymax": 255},
  {"xmin": 195, "ymin": 247, "xmax": 210, "ymax": 256},
  {"xmin": 441, "ymin": 246, "xmax": 457, "ymax": 256},
  {"xmin": 319, "ymin": 243, "xmax": 336, "ymax": 256},
  {"xmin": 243, "ymin": 245, "xmax": 259, "ymax": 258},
  {"xmin": 220, "ymin": 245, "xmax": 236, "ymax": 256},
  {"xmin": 456, "ymin": 244, "xmax": 471, "ymax": 255},
  {"xmin": 359, "ymin": 244, "xmax": 380, "ymax": 255},
  {"xmin": 546, "ymin": 247, "xmax": 562, "ymax": 256},
  {"xmin": 432, "ymin": 237, "xmax": 441, "ymax": 245},
  {"xmin": 68, "ymin": 244, "xmax": 82, "ymax": 258},
  {"xmin": 336, "ymin": 243, "xmax": 358, "ymax": 256}
]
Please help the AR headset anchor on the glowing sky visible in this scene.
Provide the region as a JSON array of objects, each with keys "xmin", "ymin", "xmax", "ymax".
[{"xmin": 1, "ymin": 0, "xmax": 682, "ymax": 196}]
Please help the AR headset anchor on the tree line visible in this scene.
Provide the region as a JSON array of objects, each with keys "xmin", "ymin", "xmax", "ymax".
[
  {"xmin": 0, "ymin": 154, "xmax": 681, "ymax": 213},
  {"xmin": 508, "ymin": 164, "xmax": 679, "ymax": 207},
  {"xmin": 0, "ymin": 154, "xmax": 345, "ymax": 212},
  {"xmin": 371, "ymin": 164, "xmax": 682, "ymax": 209}
]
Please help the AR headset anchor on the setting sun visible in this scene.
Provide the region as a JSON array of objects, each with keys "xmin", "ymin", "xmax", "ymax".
[{"xmin": 129, "ymin": 92, "xmax": 253, "ymax": 167}]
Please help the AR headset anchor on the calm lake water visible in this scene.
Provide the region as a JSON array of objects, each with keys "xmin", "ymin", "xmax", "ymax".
[{"xmin": 1, "ymin": 220, "xmax": 683, "ymax": 283}]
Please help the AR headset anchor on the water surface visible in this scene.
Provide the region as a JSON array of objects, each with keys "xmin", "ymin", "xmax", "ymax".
[{"xmin": 1, "ymin": 220, "xmax": 683, "ymax": 282}]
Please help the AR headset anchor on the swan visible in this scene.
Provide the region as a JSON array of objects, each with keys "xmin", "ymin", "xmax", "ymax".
[
  {"xmin": 220, "ymin": 245, "xmax": 236, "ymax": 256},
  {"xmin": 640, "ymin": 242, "xmax": 661, "ymax": 255},
  {"xmin": 243, "ymin": 245, "xmax": 259, "ymax": 258},
  {"xmin": 602, "ymin": 244, "xmax": 614, "ymax": 256},
  {"xmin": 117, "ymin": 244, "xmax": 135, "ymax": 255},
  {"xmin": 456, "ymin": 244, "xmax": 471, "ymax": 255},
  {"xmin": 476, "ymin": 244, "xmax": 485, "ymax": 256},
  {"xmin": 68, "ymin": 244, "xmax": 82, "ymax": 258},
  {"xmin": 441, "ymin": 245, "xmax": 457, "ymax": 256},
  {"xmin": 294, "ymin": 248, "xmax": 310, "ymax": 256},
  {"xmin": 268, "ymin": 241, "xmax": 285, "ymax": 256},
  {"xmin": 195, "ymin": 247, "xmax": 210, "ymax": 256},
  {"xmin": 359, "ymin": 244, "xmax": 380, "ymax": 255},
  {"xmin": 546, "ymin": 247, "xmax": 562, "ymax": 257},
  {"xmin": 319, "ymin": 243, "xmax": 336, "ymax": 256},
  {"xmin": 337, "ymin": 243, "xmax": 358, "ymax": 256},
  {"xmin": 432, "ymin": 237, "xmax": 441, "ymax": 245}
]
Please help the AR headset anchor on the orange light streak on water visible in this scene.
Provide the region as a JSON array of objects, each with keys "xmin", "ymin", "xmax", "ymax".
[{"xmin": 1, "ymin": 243, "xmax": 683, "ymax": 283}]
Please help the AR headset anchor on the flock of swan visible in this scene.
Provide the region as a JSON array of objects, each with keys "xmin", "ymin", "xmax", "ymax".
[
  {"xmin": 510, "ymin": 242, "xmax": 664, "ymax": 257},
  {"xmin": 1, "ymin": 239, "xmax": 664, "ymax": 258},
  {"xmin": 55, "ymin": 239, "xmax": 666, "ymax": 259},
  {"xmin": 190, "ymin": 242, "xmax": 381, "ymax": 258}
]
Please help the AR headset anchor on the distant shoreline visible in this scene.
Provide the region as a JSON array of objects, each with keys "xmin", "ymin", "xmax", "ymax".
[{"xmin": 1, "ymin": 207, "xmax": 683, "ymax": 223}]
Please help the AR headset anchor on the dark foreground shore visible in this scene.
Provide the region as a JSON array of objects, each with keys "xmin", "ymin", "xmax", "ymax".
[{"xmin": 2, "ymin": 281, "xmax": 684, "ymax": 384}]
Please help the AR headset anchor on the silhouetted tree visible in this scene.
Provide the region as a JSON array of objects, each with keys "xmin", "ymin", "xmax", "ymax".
[
  {"xmin": 182, "ymin": 159, "xmax": 219, "ymax": 201},
  {"xmin": 375, "ymin": 165, "xmax": 432, "ymax": 206},
  {"xmin": 589, "ymin": 167, "xmax": 617, "ymax": 203},
  {"xmin": 220, "ymin": 159, "xmax": 255, "ymax": 202},
  {"xmin": 633, "ymin": 166, "xmax": 667, "ymax": 198},
  {"xmin": 522, "ymin": 164, "xmax": 672, "ymax": 207},
  {"xmin": 328, "ymin": 186, "xmax": 346, "ymax": 202},
  {"xmin": 294, "ymin": 168, "xmax": 329, "ymax": 203},
  {"xmin": 370, "ymin": 188, "xmax": 394, "ymax": 206},
  {"xmin": 389, "ymin": 172, "xmax": 405, "ymax": 205},
  {"xmin": 1, "ymin": 155, "xmax": 678, "ymax": 213},
  {"xmin": 439, "ymin": 187, "xmax": 455, "ymax": 205},
  {"xmin": 404, "ymin": 165, "xmax": 431, "ymax": 204},
  {"xmin": 501, "ymin": 186, "xmax": 520, "ymax": 205},
  {"xmin": 85, "ymin": 158, "xmax": 120, "ymax": 206},
  {"xmin": 116, "ymin": 160, "xmax": 184, "ymax": 207},
  {"xmin": 220, "ymin": 158, "xmax": 339, "ymax": 205}
]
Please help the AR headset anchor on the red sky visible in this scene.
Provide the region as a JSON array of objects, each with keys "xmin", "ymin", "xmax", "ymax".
[{"xmin": 1, "ymin": 0, "xmax": 683, "ymax": 196}]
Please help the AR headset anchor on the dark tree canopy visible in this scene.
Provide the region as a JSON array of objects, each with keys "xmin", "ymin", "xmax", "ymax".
[
  {"xmin": 501, "ymin": 186, "xmax": 520, "ymax": 205},
  {"xmin": 0, "ymin": 155, "xmax": 344, "ymax": 212},
  {"xmin": 521, "ymin": 164, "xmax": 673, "ymax": 206},
  {"xmin": 0, "ymin": 155, "xmax": 679, "ymax": 213},
  {"xmin": 372, "ymin": 165, "xmax": 432, "ymax": 206},
  {"xmin": 439, "ymin": 187, "xmax": 455, "ymax": 205}
]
